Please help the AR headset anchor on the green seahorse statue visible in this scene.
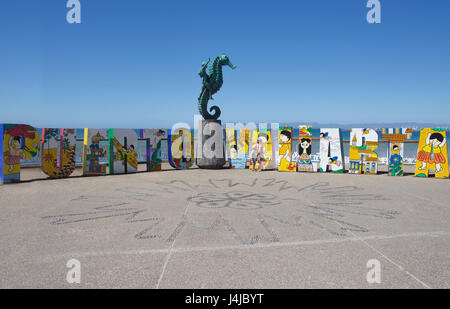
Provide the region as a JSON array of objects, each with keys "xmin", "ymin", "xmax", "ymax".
[{"xmin": 198, "ymin": 54, "xmax": 236, "ymax": 120}]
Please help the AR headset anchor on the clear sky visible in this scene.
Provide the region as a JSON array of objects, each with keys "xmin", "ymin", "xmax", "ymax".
[{"xmin": 1, "ymin": 0, "xmax": 449, "ymax": 128}]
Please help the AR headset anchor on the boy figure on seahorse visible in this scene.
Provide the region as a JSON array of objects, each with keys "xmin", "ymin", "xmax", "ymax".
[
  {"xmin": 417, "ymin": 132, "xmax": 446, "ymax": 172},
  {"xmin": 198, "ymin": 58, "xmax": 214, "ymax": 102}
]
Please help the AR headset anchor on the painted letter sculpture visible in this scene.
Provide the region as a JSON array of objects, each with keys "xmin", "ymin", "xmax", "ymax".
[{"xmin": 198, "ymin": 54, "xmax": 236, "ymax": 120}]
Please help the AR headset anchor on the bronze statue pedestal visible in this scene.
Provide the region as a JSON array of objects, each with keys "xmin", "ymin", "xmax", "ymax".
[{"xmin": 196, "ymin": 120, "xmax": 226, "ymax": 169}]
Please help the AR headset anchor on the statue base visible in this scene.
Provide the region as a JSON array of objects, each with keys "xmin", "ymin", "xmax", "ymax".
[{"xmin": 196, "ymin": 119, "xmax": 226, "ymax": 169}]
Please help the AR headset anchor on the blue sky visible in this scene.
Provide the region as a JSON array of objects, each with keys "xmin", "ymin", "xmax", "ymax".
[{"xmin": 1, "ymin": 0, "xmax": 449, "ymax": 128}]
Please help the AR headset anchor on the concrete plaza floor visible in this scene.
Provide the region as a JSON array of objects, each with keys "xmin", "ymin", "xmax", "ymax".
[{"xmin": 0, "ymin": 164, "xmax": 449, "ymax": 288}]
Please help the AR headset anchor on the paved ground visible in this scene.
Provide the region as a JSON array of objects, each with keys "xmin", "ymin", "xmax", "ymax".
[{"xmin": 0, "ymin": 164, "xmax": 449, "ymax": 288}]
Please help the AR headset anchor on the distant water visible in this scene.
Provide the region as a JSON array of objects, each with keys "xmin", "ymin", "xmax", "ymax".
[{"xmin": 20, "ymin": 127, "xmax": 432, "ymax": 167}]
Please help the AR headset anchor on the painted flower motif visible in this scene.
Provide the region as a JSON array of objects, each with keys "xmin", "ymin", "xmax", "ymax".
[
  {"xmin": 390, "ymin": 154, "xmax": 402, "ymax": 165},
  {"xmin": 43, "ymin": 153, "xmax": 54, "ymax": 163},
  {"xmin": 62, "ymin": 138, "xmax": 71, "ymax": 151},
  {"xmin": 188, "ymin": 191, "xmax": 281, "ymax": 210}
]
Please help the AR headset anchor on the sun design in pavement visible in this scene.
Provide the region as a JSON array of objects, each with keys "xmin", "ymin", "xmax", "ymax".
[
  {"xmin": 41, "ymin": 177, "xmax": 400, "ymax": 240},
  {"xmin": 187, "ymin": 191, "xmax": 281, "ymax": 209}
]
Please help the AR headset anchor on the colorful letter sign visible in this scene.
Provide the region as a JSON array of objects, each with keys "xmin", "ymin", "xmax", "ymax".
[
  {"xmin": 108, "ymin": 129, "xmax": 139, "ymax": 174},
  {"xmin": 233, "ymin": 128, "xmax": 249, "ymax": 169},
  {"xmin": 41, "ymin": 128, "xmax": 77, "ymax": 178},
  {"xmin": 297, "ymin": 125, "xmax": 314, "ymax": 172},
  {"xmin": 82, "ymin": 129, "xmax": 108, "ymax": 176},
  {"xmin": 1, "ymin": 124, "xmax": 40, "ymax": 184},
  {"xmin": 249, "ymin": 129, "xmax": 274, "ymax": 171},
  {"xmin": 415, "ymin": 128, "xmax": 449, "ymax": 178},
  {"xmin": 168, "ymin": 128, "xmax": 194, "ymax": 169},
  {"xmin": 319, "ymin": 128, "xmax": 344, "ymax": 173},
  {"xmin": 348, "ymin": 128, "xmax": 378, "ymax": 175},
  {"xmin": 278, "ymin": 126, "xmax": 296, "ymax": 172},
  {"xmin": 382, "ymin": 128, "xmax": 413, "ymax": 176},
  {"xmin": 140, "ymin": 129, "xmax": 167, "ymax": 172},
  {"xmin": 225, "ymin": 128, "xmax": 237, "ymax": 168}
]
